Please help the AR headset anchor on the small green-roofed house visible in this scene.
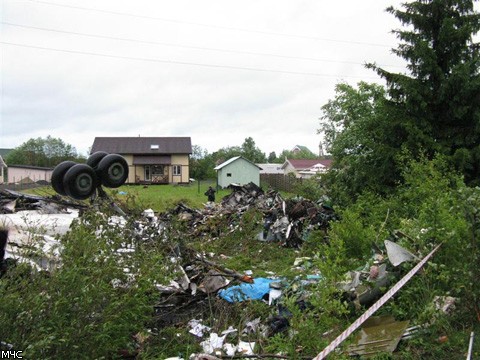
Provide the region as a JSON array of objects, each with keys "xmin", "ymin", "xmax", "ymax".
[{"xmin": 214, "ymin": 156, "xmax": 262, "ymax": 188}]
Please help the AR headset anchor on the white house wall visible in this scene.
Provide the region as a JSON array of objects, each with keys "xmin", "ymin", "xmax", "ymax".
[
  {"xmin": 217, "ymin": 158, "xmax": 260, "ymax": 188},
  {"xmin": 7, "ymin": 167, "xmax": 53, "ymax": 184}
]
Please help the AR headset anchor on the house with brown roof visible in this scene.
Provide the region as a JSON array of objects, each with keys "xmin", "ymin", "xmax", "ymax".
[
  {"xmin": 282, "ymin": 158, "xmax": 332, "ymax": 179},
  {"xmin": 91, "ymin": 137, "xmax": 192, "ymax": 184}
]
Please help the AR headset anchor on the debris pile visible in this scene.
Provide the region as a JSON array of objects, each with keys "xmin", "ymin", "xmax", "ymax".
[
  {"xmin": 0, "ymin": 189, "xmax": 86, "ymax": 214},
  {"xmin": 163, "ymin": 182, "xmax": 337, "ymax": 247},
  {"xmin": 1, "ymin": 183, "xmax": 449, "ymax": 359}
]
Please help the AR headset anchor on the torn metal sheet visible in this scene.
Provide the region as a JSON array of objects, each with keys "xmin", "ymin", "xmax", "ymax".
[
  {"xmin": 2, "ymin": 200, "xmax": 16, "ymax": 213},
  {"xmin": 384, "ymin": 240, "xmax": 418, "ymax": 266},
  {"xmin": 0, "ymin": 189, "xmax": 86, "ymax": 213},
  {"xmin": 198, "ymin": 270, "xmax": 230, "ymax": 294},
  {"xmin": 1, "ymin": 208, "xmax": 78, "ymax": 270},
  {"xmin": 347, "ymin": 316, "xmax": 410, "ymax": 357}
]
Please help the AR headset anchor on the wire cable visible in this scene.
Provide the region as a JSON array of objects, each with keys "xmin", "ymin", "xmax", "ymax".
[
  {"xmin": 26, "ymin": 0, "xmax": 392, "ymax": 48},
  {"xmin": 1, "ymin": 40, "xmax": 381, "ymax": 79},
  {"xmin": 2, "ymin": 22, "xmax": 404, "ymax": 68}
]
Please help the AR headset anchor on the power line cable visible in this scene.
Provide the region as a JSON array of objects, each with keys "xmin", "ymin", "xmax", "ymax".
[
  {"xmin": 2, "ymin": 21, "xmax": 403, "ymax": 68},
  {"xmin": 26, "ymin": 0, "xmax": 393, "ymax": 48},
  {"xmin": 1, "ymin": 40, "xmax": 381, "ymax": 79}
]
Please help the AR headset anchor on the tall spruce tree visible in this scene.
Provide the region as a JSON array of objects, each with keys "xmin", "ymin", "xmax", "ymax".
[{"xmin": 369, "ymin": 0, "xmax": 480, "ymax": 185}]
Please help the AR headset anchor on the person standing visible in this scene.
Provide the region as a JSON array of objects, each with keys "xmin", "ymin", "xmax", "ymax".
[{"xmin": 205, "ymin": 186, "xmax": 216, "ymax": 202}]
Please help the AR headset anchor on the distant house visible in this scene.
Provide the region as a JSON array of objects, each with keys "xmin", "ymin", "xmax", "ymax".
[
  {"xmin": 291, "ymin": 145, "xmax": 314, "ymax": 155},
  {"xmin": 256, "ymin": 163, "xmax": 284, "ymax": 175},
  {"xmin": 282, "ymin": 159, "xmax": 332, "ymax": 179},
  {"xmin": 0, "ymin": 156, "xmax": 6, "ymax": 184},
  {"xmin": 91, "ymin": 137, "xmax": 192, "ymax": 184},
  {"xmin": 7, "ymin": 165, "xmax": 54, "ymax": 184},
  {"xmin": 0, "ymin": 149, "xmax": 12, "ymax": 185},
  {"xmin": 215, "ymin": 156, "xmax": 262, "ymax": 188},
  {"xmin": 0, "ymin": 149, "xmax": 12, "ymax": 157}
]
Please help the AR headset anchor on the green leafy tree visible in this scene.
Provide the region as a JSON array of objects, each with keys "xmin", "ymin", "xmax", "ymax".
[
  {"xmin": 368, "ymin": 0, "xmax": 480, "ymax": 185},
  {"xmin": 189, "ymin": 145, "xmax": 216, "ymax": 180},
  {"xmin": 212, "ymin": 145, "xmax": 242, "ymax": 166},
  {"xmin": 212, "ymin": 137, "xmax": 266, "ymax": 165},
  {"xmin": 240, "ymin": 137, "xmax": 267, "ymax": 163},
  {"xmin": 320, "ymin": 0, "xmax": 480, "ymax": 203},
  {"xmin": 319, "ymin": 82, "xmax": 400, "ymax": 204},
  {"xmin": 267, "ymin": 151, "xmax": 277, "ymax": 163},
  {"xmin": 5, "ymin": 136, "xmax": 85, "ymax": 167},
  {"xmin": 278, "ymin": 148, "xmax": 319, "ymax": 161}
]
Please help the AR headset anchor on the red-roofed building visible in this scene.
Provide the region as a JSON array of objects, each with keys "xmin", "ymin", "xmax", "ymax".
[{"xmin": 282, "ymin": 158, "xmax": 332, "ymax": 179}]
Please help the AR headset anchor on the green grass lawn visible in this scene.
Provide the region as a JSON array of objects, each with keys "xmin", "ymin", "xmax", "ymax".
[
  {"xmin": 24, "ymin": 180, "xmax": 293, "ymax": 213},
  {"xmin": 112, "ymin": 180, "xmax": 232, "ymax": 212}
]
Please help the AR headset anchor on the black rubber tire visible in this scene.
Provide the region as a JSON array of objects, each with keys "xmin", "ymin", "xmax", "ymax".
[
  {"xmin": 97, "ymin": 154, "xmax": 129, "ymax": 188},
  {"xmin": 86, "ymin": 151, "xmax": 109, "ymax": 186},
  {"xmin": 63, "ymin": 164, "xmax": 97, "ymax": 200},
  {"xmin": 87, "ymin": 151, "xmax": 109, "ymax": 169},
  {"xmin": 51, "ymin": 161, "xmax": 76, "ymax": 195}
]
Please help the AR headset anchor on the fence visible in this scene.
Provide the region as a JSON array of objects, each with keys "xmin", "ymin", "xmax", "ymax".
[
  {"xmin": 260, "ymin": 174, "xmax": 302, "ymax": 192},
  {"xmin": 0, "ymin": 176, "xmax": 49, "ymax": 191}
]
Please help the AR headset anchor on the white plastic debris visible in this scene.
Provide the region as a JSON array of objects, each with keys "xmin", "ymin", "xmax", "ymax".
[
  {"xmin": 223, "ymin": 343, "xmax": 237, "ymax": 356},
  {"xmin": 142, "ymin": 208, "xmax": 155, "ymax": 218},
  {"xmin": 108, "ymin": 215, "xmax": 127, "ymax": 227},
  {"xmin": 200, "ymin": 333, "xmax": 226, "ymax": 354},
  {"xmin": 237, "ymin": 341, "xmax": 255, "ymax": 355},
  {"xmin": 188, "ymin": 319, "xmax": 211, "ymax": 338},
  {"xmin": 269, "ymin": 288, "xmax": 282, "ymax": 305},
  {"xmin": 221, "ymin": 326, "xmax": 237, "ymax": 336},
  {"xmin": 243, "ymin": 318, "xmax": 261, "ymax": 334}
]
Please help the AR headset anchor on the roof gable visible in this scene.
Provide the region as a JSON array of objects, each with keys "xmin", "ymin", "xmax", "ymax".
[
  {"xmin": 292, "ymin": 145, "xmax": 312, "ymax": 153},
  {"xmin": 91, "ymin": 137, "xmax": 192, "ymax": 155},
  {"xmin": 215, "ymin": 156, "xmax": 262, "ymax": 170}
]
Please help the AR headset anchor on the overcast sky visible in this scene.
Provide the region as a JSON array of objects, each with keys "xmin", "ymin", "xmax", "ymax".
[{"xmin": 1, "ymin": 0, "xmax": 428, "ymax": 157}]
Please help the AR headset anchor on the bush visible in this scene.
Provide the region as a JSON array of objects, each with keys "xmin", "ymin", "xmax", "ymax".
[{"xmin": 0, "ymin": 209, "xmax": 172, "ymax": 359}]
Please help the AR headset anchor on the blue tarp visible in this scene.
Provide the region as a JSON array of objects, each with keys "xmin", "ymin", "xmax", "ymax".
[{"xmin": 218, "ymin": 277, "xmax": 277, "ymax": 303}]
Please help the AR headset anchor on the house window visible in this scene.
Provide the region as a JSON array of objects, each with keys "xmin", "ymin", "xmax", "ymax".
[
  {"xmin": 227, "ymin": 173, "xmax": 232, "ymax": 177},
  {"xmin": 173, "ymin": 165, "xmax": 181, "ymax": 176},
  {"xmin": 152, "ymin": 165, "xmax": 164, "ymax": 175}
]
